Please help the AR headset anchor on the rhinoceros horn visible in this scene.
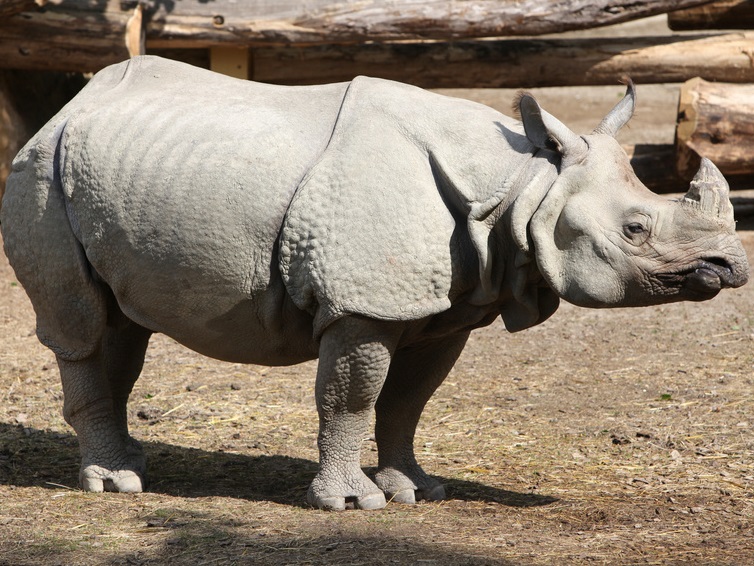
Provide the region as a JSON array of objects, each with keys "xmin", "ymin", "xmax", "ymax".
[
  {"xmin": 593, "ymin": 79, "xmax": 636, "ymax": 137},
  {"xmin": 683, "ymin": 157, "xmax": 734, "ymax": 220}
]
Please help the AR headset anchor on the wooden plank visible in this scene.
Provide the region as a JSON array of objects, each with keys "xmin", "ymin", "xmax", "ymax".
[
  {"xmin": 125, "ymin": 3, "xmax": 146, "ymax": 58},
  {"xmin": 676, "ymin": 78, "xmax": 754, "ymax": 181},
  {"xmin": 210, "ymin": 46, "xmax": 250, "ymax": 79},
  {"xmin": 251, "ymin": 33, "xmax": 754, "ymax": 88},
  {"xmin": 668, "ymin": 0, "xmax": 754, "ymax": 30}
]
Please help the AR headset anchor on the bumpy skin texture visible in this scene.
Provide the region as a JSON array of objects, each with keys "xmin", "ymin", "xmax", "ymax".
[{"xmin": 1, "ymin": 57, "xmax": 748, "ymax": 509}]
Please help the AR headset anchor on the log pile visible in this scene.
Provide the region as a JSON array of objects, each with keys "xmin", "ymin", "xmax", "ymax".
[
  {"xmin": 669, "ymin": 0, "xmax": 754, "ymax": 192},
  {"xmin": 1, "ymin": 0, "xmax": 754, "ymax": 198},
  {"xmin": 0, "ymin": 0, "xmax": 719, "ymax": 73}
]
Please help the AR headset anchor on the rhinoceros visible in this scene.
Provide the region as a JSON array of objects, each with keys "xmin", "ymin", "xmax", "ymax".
[{"xmin": 1, "ymin": 56, "xmax": 748, "ymax": 510}]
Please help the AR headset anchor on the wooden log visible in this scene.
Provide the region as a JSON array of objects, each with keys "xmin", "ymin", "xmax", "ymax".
[
  {"xmin": 140, "ymin": 0, "xmax": 719, "ymax": 44},
  {"xmin": 0, "ymin": 0, "xmax": 44, "ymax": 19},
  {"xmin": 5, "ymin": 18, "xmax": 754, "ymax": 88},
  {"xmin": 0, "ymin": 0, "xmax": 719, "ymax": 73},
  {"xmin": 626, "ymin": 143, "xmax": 754, "ymax": 194},
  {"xmin": 250, "ymin": 32, "xmax": 754, "ymax": 88},
  {"xmin": 668, "ymin": 0, "xmax": 754, "ymax": 30},
  {"xmin": 0, "ymin": 6, "xmax": 132, "ymax": 72},
  {"xmin": 676, "ymin": 78, "xmax": 754, "ymax": 182}
]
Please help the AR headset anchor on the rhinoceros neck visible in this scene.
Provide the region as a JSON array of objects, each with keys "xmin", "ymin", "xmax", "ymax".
[{"xmin": 407, "ymin": 87, "xmax": 561, "ymax": 321}]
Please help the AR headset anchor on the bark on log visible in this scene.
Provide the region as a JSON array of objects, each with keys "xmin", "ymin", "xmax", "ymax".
[
  {"xmin": 676, "ymin": 78, "xmax": 754, "ymax": 182},
  {"xmin": 668, "ymin": 0, "xmax": 754, "ymax": 30},
  {"xmin": 0, "ymin": 0, "xmax": 718, "ymax": 73},
  {"xmin": 250, "ymin": 32, "xmax": 754, "ymax": 88}
]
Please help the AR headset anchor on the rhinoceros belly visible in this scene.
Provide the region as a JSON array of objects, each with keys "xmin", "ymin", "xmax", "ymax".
[{"xmin": 58, "ymin": 58, "xmax": 347, "ymax": 364}]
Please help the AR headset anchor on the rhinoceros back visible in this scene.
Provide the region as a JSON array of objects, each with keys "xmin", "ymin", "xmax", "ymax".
[{"xmin": 4, "ymin": 56, "xmax": 349, "ymax": 363}]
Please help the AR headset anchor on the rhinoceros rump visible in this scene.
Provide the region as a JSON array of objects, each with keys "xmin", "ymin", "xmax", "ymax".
[{"xmin": 1, "ymin": 57, "xmax": 748, "ymax": 510}]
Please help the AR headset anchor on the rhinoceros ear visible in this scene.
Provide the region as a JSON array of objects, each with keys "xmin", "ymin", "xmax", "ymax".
[
  {"xmin": 518, "ymin": 93, "xmax": 587, "ymax": 166},
  {"xmin": 593, "ymin": 79, "xmax": 636, "ymax": 137}
]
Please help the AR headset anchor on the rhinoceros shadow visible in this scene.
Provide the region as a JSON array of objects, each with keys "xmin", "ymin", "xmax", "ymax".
[{"xmin": 0, "ymin": 422, "xmax": 557, "ymax": 508}]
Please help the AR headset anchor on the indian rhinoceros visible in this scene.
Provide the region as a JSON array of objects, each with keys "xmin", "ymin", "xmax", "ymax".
[{"xmin": 1, "ymin": 56, "xmax": 748, "ymax": 510}]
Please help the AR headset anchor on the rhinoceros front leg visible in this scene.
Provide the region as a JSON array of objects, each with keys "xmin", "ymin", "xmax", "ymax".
[
  {"xmin": 59, "ymin": 322, "xmax": 151, "ymax": 493},
  {"xmin": 308, "ymin": 316, "xmax": 402, "ymax": 511},
  {"xmin": 374, "ymin": 332, "xmax": 469, "ymax": 504}
]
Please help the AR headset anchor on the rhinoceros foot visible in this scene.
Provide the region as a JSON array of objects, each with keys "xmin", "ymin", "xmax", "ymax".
[
  {"xmin": 80, "ymin": 465, "xmax": 145, "ymax": 493},
  {"xmin": 79, "ymin": 437, "xmax": 147, "ymax": 493},
  {"xmin": 306, "ymin": 469, "xmax": 387, "ymax": 511},
  {"xmin": 374, "ymin": 466, "xmax": 445, "ymax": 504}
]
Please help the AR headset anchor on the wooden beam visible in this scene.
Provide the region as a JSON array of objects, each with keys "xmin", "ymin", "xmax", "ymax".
[
  {"xmin": 676, "ymin": 78, "xmax": 754, "ymax": 181},
  {"xmin": 0, "ymin": 0, "xmax": 719, "ymax": 71},
  {"xmin": 668, "ymin": 0, "xmax": 754, "ymax": 30},
  {"xmin": 251, "ymin": 33, "xmax": 754, "ymax": 88},
  {"xmin": 5, "ymin": 18, "xmax": 754, "ymax": 89},
  {"xmin": 141, "ymin": 0, "xmax": 720, "ymax": 45}
]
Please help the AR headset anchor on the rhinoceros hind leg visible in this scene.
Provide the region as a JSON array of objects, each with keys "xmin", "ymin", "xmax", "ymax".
[
  {"xmin": 309, "ymin": 317, "xmax": 402, "ymax": 510},
  {"xmin": 102, "ymin": 319, "xmax": 152, "ymax": 457},
  {"xmin": 58, "ymin": 318, "xmax": 151, "ymax": 494},
  {"xmin": 374, "ymin": 332, "xmax": 469, "ymax": 504}
]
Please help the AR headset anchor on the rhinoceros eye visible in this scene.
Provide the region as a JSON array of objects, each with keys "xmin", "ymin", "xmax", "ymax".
[{"xmin": 624, "ymin": 222, "xmax": 647, "ymax": 238}]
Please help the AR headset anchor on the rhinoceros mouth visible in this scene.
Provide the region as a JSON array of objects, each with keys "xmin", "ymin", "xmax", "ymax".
[
  {"xmin": 657, "ymin": 257, "xmax": 740, "ymax": 298},
  {"xmin": 682, "ymin": 258, "xmax": 740, "ymax": 296}
]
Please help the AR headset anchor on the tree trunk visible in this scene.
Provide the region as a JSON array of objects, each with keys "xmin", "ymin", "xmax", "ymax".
[
  {"xmin": 0, "ymin": 0, "xmax": 718, "ymax": 73},
  {"xmin": 668, "ymin": 0, "xmax": 754, "ymax": 30},
  {"xmin": 249, "ymin": 32, "xmax": 754, "ymax": 88},
  {"xmin": 676, "ymin": 78, "xmax": 754, "ymax": 182}
]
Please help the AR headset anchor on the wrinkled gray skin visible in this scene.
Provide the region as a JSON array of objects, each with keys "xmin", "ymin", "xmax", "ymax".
[{"xmin": 1, "ymin": 57, "xmax": 748, "ymax": 510}]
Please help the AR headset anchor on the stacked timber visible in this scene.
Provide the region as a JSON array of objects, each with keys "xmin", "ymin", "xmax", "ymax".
[
  {"xmin": 0, "ymin": 0, "xmax": 720, "ymax": 72},
  {"xmin": 670, "ymin": 0, "xmax": 754, "ymax": 192},
  {"xmin": 1, "ymin": 0, "xmax": 754, "ymax": 197}
]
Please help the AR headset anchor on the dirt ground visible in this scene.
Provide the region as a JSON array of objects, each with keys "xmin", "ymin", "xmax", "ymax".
[
  {"xmin": 2, "ymin": 16, "xmax": 754, "ymax": 566},
  {"xmin": 2, "ymin": 225, "xmax": 754, "ymax": 566}
]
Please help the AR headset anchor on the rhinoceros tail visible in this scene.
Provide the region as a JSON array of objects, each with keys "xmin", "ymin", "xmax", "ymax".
[{"xmin": 0, "ymin": 119, "xmax": 107, "ymax": 361}]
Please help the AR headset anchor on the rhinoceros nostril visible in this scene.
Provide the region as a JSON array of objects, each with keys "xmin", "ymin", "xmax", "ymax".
[{"xmin": 705, "ymin": 257, "xmax": 730, "ymax": 269}]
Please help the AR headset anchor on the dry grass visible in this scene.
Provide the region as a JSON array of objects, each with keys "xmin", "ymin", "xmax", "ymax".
[{"xmin": 1, "ymin": 229, "xmax": 754, "ymax": 565}]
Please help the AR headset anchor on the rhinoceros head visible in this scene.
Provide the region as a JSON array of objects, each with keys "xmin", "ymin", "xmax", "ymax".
[{"xmin": 518, "ymin": 83, "xmax": 749, "ymax": 308}]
